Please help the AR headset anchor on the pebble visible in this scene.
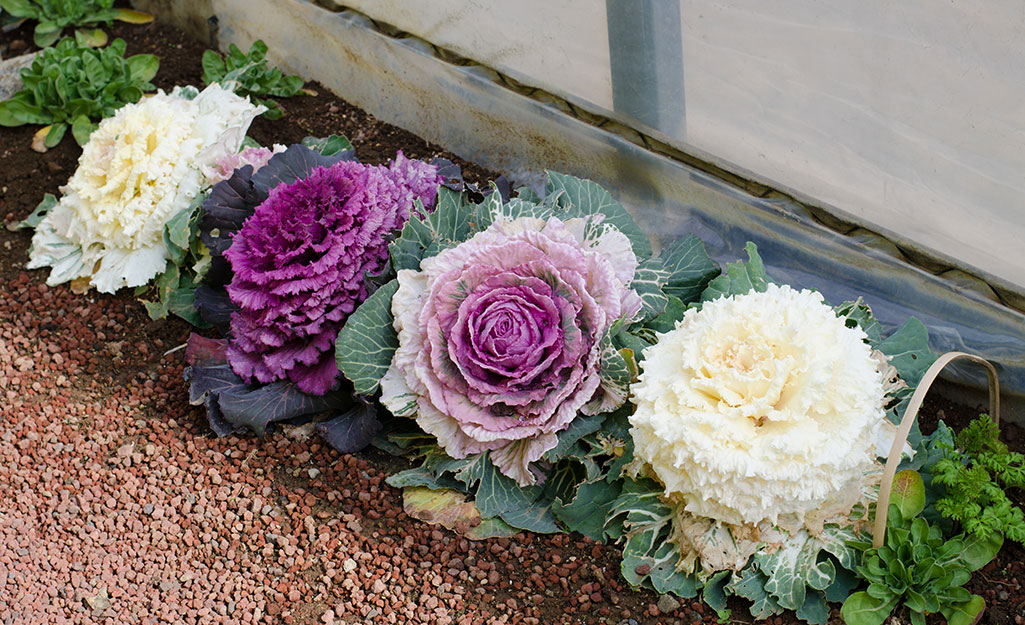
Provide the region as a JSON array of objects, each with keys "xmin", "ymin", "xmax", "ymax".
[
  {"xmin": 656, "ymin": 594, "xmax": 681, "ymax": 614},
  {"xmin": 83, "ymin": 587, "xmax": 111, "ymax": 612}
]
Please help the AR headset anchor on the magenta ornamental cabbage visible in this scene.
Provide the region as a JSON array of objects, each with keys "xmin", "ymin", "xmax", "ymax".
[
  {"xmin": 381, "ymin": 216, "xmax": 642, "ymax": 485},
  {"xmin": 387, "ymin": 151, "xmax": 445, "ymax": 219},
  {"xmin": 224, "ymin": 157, "xmax": 443, "ymax": 396}
]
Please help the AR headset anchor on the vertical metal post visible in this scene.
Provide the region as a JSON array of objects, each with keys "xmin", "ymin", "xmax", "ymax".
[{"xmin": 606, "ymin": 0, "xmax": 687, "ymax": 138}]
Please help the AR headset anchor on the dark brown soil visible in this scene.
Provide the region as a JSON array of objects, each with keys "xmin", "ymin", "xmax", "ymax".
[
  {"xmin": 0, "ymin": 16, "xmax": 1022, "ymax": 625},
  {"xmin": 0, "ymin": 18, "xmax": 36, "ymax": 60}
]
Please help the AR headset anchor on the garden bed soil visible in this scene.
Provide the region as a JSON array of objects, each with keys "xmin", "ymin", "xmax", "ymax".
[
  {"xmin": 0, "ymin": 17, "xmax": 1022, "ymax": 625},
  {"xmin": 0, "ymin": 18, "xmax": 36, "ymax": 60}
]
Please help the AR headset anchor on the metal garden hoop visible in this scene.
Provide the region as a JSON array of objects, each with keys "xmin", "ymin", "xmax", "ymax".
[{"xmin": 872, "ymin": 351, "xmax": 1001, "ymax": 548}]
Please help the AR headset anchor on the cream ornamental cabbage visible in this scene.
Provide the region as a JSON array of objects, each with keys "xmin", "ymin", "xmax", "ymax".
[
  {"xmin": 28, "ymin": 84, "xmax": 265, "ymax": 293},
  {"xmin": 629, "ymin": 284, "xmax": 886, "ymax": 532}
]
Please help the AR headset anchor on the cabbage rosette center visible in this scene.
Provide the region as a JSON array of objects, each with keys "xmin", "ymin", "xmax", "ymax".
[
  {"xmin": 381, "ymin": 216, "xmax": 641, "ymax": 486},
  {"xmin": 629, "ymin": 284, "xmax": 886, "ymax": 531}
]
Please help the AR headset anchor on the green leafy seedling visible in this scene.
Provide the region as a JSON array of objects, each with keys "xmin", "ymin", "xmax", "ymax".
[
  {"xmin": 0, "ymin": 34, "xmax": 158, "ymax": 147},
  {"xmin": 0, "ymin": 0, "xmax": 152, "ymax": 48},
  {"xmin": 933, "ymin": 415, "xmax": 1025, "ymax": 544},
  {"xmin": 201, "ymin": 40, "xmax": 305, "ymax": 120},
  {"xmin": 841, "ymin": 470, "xmax": 997, "ymax": 625}
]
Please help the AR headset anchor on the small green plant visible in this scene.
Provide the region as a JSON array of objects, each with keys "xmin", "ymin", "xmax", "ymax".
[
  {"xmin": 201, "ymin": 40, "xmax": 305, "ymax": 120},
  {"xmin": 0, "ymin": 0, "xmax": 152, "ymax": 48},
  {"xmin": 841, "ymin": 470, "xmax": 1000, "ymax": 625},
  {"xmin": 0, "ymin": 34, "xmax": 158, "ymax": 147},
  {"xmin": 933, "ymin": 415, "xmax": 1025, "ymax": 543}
]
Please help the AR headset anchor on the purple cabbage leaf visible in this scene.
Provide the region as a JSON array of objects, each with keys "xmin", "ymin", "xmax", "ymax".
[
  {"xmin": 316, "ymin": 402, "xmax": 384, "ymax": 454},
  {"xmin": 195, "ymin": 143, "xmax": 355, "ymax": 326},
  {"xmin": 184, "ymin": 334, "xmax": 368, "ymax": 444}
]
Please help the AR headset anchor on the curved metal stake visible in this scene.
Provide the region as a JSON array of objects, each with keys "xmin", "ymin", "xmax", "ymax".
[{"xmin": 873, "ymin": 351, "xmax": 1000, "ymax": 548}]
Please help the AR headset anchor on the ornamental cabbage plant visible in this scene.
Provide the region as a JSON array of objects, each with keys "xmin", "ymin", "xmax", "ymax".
[
  {"xmin": 339, "ymin": 172, "xmax": 684, "ymax": 535},
  {"xmin": 630, "ymin": 283, "xmax": 887, "ymax": 532},
  {"xmin": 589, "ymin": 249, "xmax": 942, "ymax": 623},
  {"xmin": 27, "ymin": 83, "xmax": 264, "ymax": 293},
  {"xmin": 380, "ymin": 215, "xmax": 642, "ymax": 486},
  {"xmin": 223, "ymin": 157, "xmax": 444, "ymax": 396}
]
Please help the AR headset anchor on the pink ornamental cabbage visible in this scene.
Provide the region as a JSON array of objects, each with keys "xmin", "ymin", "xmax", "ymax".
[
  {"xmin": 224, "ymin": 157, "xmax": 443, "ymax": 395},
  {"xmin": 202, "ymin": 144, "xmax": 286, "ymax": 185},
  {"xmin": 380, "ymin": 216, "xmax": 642, "ymax": 485}
]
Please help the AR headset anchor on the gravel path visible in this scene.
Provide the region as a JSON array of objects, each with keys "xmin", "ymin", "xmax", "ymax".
[{"xmin": 0, "ymin": 270, "xmax": 705, "ymax": 625}]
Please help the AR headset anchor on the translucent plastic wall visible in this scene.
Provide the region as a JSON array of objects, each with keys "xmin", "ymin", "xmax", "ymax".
[
  {"xmin": 339, "ymin": 0, "xmax": 1025, "ymax": 297},
  {"xmin": 132, "ymin": 0, "xmax": 1025, "ymax": 417}
]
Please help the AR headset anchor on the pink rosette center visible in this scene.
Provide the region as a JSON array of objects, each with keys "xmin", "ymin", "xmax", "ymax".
[{"xmin": 381, "ymin": 216, "xmax": 640, "ymax": 485}]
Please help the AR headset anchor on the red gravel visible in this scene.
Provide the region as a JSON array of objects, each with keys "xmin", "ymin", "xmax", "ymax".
[{"xmin": 0, "ymin": 270, "xmax": 708, "ymax": 625}]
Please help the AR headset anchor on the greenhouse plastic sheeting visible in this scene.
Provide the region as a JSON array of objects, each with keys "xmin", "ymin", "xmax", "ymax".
[
  {"xmin": 131, "ymin": 0, "xmax": 1025, "ymax": 417},
  {"xmin": 339, "ymin": 0, "xmax": 1025, "ymax": 297}
]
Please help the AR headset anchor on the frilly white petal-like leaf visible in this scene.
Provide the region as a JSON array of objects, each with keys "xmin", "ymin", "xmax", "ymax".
[{"xmin": 26, "ymin": 83, "xmax": 264, "ymax": 293}]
